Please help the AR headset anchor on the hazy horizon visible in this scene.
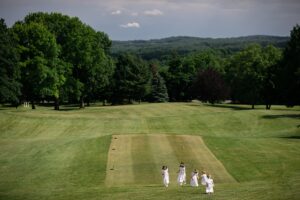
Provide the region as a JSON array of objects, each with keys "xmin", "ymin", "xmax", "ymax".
[
  {"xmin": 0, "ymin": 0, "xmax": 299, "ymax": 40},
  {"xmin": 112, "ymin": 34, "xmax": 290, "ymax": 42}
]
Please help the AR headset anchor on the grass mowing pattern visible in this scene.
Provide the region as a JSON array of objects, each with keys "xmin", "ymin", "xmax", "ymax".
[
  {"xmin": 105, "ymin": 135, "xmax": 134, "ymax": 186},
  {"xmin": 0, "ymin": 135, "xmax": 111, "ymax": 200},
  {"xmin": 105, "ymin": 134, "xmax": 236, "ymax": 187},
  {"xmin": 0, "ymin": 103, "xmax": 299, "ymax": 199},
  {"xmin": 131, "ymin": 135, "xmax": 158, "ymax": 185},
  {"xmin": 168, "ymin": 135, "xmax": 236, "ymax": 183}
]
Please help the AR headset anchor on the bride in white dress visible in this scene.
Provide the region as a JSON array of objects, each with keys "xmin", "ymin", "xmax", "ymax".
[
  {"xmin": 190, "ymin": 169, "xmax": 199, "ymax": 187},
  {"xmin": 162, "ymin": 166, "xmax": 169, "ymax": 187},
  {"xmin": 177, "ymin": 162, "xmax": 186, "ymax": 185}
]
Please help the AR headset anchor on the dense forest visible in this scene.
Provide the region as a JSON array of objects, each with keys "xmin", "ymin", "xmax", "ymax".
[
  {"xmin": 111, "ymin": 35, "xmax": 289, "ymax": 60},
  {"xmin": 0, "ymin": 12, "xmax": 299, "ymax": 110}
]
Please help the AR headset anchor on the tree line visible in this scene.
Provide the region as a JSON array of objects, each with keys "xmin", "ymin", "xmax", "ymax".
[
  {"xmin": 0, "ymin": 12, "xmax": 299, "ymax": 110},
  {"xmin": 111, "ymin": 35, "xmax": 289, "ymax": 60}
]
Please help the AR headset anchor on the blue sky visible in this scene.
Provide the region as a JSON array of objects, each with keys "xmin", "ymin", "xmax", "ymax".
[{"xmin": 0, "ymin": 0, "xmax": 299, "ymax": 40}]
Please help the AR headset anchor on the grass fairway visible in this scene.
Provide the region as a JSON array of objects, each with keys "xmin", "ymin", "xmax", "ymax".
[
  {"xmin": 105, "ymin": 134, "xmax": 235, "ymax": 187},
  {"xmin": 0, "ymin": 103, "xmax": 299, "ymax": 199}
]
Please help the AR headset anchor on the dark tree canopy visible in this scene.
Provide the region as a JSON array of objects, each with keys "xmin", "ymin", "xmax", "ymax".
[
  {"xmin": 0, "ymin": 19, "xmax": 21, "ymax": 105},
  {"xmin": 16, "ymin": 12, "xmax": 114, "ymax": 109},
  {"xmin": 192, "ymin": 68, "xmax": 229, "ymax": 104},
  {"xmin": 280, "ymin": 24, "xmax": 300, "ymax": 106},
  {"xmin": 12, "ymin": 21, "xmax": 60, "ymax": 109},
  {"xmin": 112, "ymin": 53, "xmax": 151, "ymax": 104},
  {"xmin": 226, "ymin": 44, "xmax": 281, "ymax": 109},
  {"xmin": 166, "ymin": 52, "xmax": 195, "ymax": 101}
]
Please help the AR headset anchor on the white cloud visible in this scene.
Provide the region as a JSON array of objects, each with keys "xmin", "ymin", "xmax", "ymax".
[
  {"xmin": 144, "ymin": 9, "xmax": 163, "ymax": 16},
  {"xmin": 120, "ymin": 22, "xmax": 140, "ymax": 28},
  {"xmin": 111, "ymin": 10, "xmax": 122, "ymax": 15},
  {"xmin": 131, "ymin": 12, "xmax": 139, "ymax": 16}
]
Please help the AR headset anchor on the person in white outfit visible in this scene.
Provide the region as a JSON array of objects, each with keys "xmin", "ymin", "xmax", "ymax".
[
  {"xmin": 177, "ymin": 162, "xmax": 186, "ymax": 186},
  {"xmin": 190, "ymin": 169, "xmax": 199, "ymax": 187},
  {"xmin": 162, "ymin": 166, "xmax": 169, "ymax": 187},
  {"xmin": 201, "ymin": 171, "xmax": 208, "ymax": 186},
  {"xmin": 206, "ymin": 174, "xmax": 214, "ymax": 194}
]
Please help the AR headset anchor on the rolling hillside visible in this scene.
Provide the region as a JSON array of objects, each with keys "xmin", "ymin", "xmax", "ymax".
[
  {"xmin": 111, "ymin": 35, "xmax": 289, "ymax": 60},
  {"xmin": 0, "ymin": 103, "xmax": 299, "ymax": 199}
]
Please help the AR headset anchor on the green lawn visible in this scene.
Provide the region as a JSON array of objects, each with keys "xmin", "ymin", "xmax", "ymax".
[{"xmin": 0, "ymin": 103, "xmax": 299, "ymax": 199}]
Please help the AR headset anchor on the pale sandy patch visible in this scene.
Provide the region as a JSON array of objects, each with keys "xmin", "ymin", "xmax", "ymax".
[
  {"xmin": 105, "ymin": 135, "xmax": 134, "ymax": 187},
  {"xmin": 105, "ymin": 134, "xmax": 235, "ymax": 186}
]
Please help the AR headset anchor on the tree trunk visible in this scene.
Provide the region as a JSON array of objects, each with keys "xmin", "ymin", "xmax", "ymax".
[
  {"xmin": 102, "ymin": 100, "xmax": 106, "ymax": 106},
  {"xmin": 31, "ymin": 101, "xmax": 36, "ymax": 109},
  {"xmin": 80, "ymin": 97, "xmax": 85, "ymax": 109},
  {"xmin": 87, "ymin": 100, "xmax": 90, "ymax": 107},
  {"xmin": 251, "ymin": 104, "xmax": 254, "ymax": 109},
  {"xmin": 54, "ymin": 97, "xmax": 60, "ymax": 110},
  {"xmin": 266, "ymin": 104, "xmax": 271, "ymax": 110}
]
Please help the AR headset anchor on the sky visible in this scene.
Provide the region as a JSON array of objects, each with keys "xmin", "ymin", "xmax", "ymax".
[{"xmin": 0, "ymin": 0, "xmax": 299, "ymax": 40}]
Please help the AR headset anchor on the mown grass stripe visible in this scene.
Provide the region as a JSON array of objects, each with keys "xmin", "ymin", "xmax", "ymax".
[
  {"xmin": 105, "ymin": 135, "xmax": 134, "ymax": 187},
  {"xmin": 148, "ymin": 134, "xmax": 179, "ymax": 186},
  {"xmin": 168, "ymin": 135, "xmax": 236, "ymax": 183},
  {"xmin": 131, "ymin": 135, "xmax": 158, "ymax": 184},
  {"xmin": 106, "ymin": 134, "xmax": 235, "ymax": 186}
]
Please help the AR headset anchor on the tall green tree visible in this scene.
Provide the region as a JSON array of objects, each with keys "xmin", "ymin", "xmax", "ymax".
[
  {"xmin": 23, "ymin": 12, "xmax": 114, "ymax": 108},
  {"xmin": 261, "ymin": 45, "xmax": 282, "ymax": 109},
  {"xmin": 166, "ymin": 52, "xmax": 195, "ymax": 101},
  {"xmin": 280, "ymin": 25, "xmax": 300, "ymax": 106},
  {"xmin": 149, "ymin": 63, "xmax": 169, "ymax": 102},
  {"xmin": 189, "ymin": 50, "xmax": 223, "ymax": 72},
  {"xmin": 13, "ymin": 22, "xmax": 62, "ymax": 109},
  {"xmin": 112, "ymin": 53, "xmax": 150, "ymax": 104},
  {"xmin": 0, "ymin": 19, "xmax": 21, "ymax": 105},
  {"xmin": 226, "ymin": 44, "xmax": 281, "ymax": 109},
  {"xmin": 83, "ymin": 29, "xmax": 114, "ymax": 106},
  {"xmin": 226, "ymin": 44, "xmax": 263, "ymax": 108}
]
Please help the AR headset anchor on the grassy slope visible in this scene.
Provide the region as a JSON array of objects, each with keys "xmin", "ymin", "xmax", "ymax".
[{"xmin": 0, "ymin": 103, "xmax": 299, "ymax": 199}]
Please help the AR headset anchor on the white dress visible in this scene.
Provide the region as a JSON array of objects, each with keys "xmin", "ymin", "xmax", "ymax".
[
  {"xmin": 190, "ymin": 172, "xmax": 199, "ymax": 187},
  {"xmin": 201, "ymin": 174, "xmax": 207, "ymax": 185},
  {"xmin": 206, "ymin": 178, "xmax": 214, "ymax": 193},
  {"xmin": 177, "ymin": 166, "xmax": 186, "ymax": 185},
  {"xmin": 162, "ymin": 168, "xmax": 169, "ymax": 187}
]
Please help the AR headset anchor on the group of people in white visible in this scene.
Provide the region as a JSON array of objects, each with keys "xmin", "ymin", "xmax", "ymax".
[{"xmin": 161, "ymin": 162, "xmax": 214, "ymax": 194}]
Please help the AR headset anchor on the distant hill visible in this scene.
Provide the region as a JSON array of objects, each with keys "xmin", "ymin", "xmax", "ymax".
[{"xmin": 111, "ymin": 35, "xmax": 289, "ymax": 60}]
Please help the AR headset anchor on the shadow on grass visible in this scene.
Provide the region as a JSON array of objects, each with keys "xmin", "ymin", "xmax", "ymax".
[
  {"xmin": 279, "ymin": 136, "xmax": 300, "ymax": 139},
  {"xmin": 58, "ymin": 104, "xmax": 82, "ymax": 111},
  {"xmin": 262, "ymin": 114, "xmax": 300, "ymax": 119},
  {"xmin": 144, "ymin": 185, "xmax": 163, "ymax": 188},
  {"xmin": 58, "ymin": 108, "xmax": 80, "ymax": 111},
  {"xmin": 37, "ymin": 103, "xmax": 54, "ymax": 107},
  {"xmin": 0, "ymin": 104, "xmax": 19, "ymax": 110},
  {"xmin": 205, "ymin": 104, "xmax": 252, "ymax": 110}
]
